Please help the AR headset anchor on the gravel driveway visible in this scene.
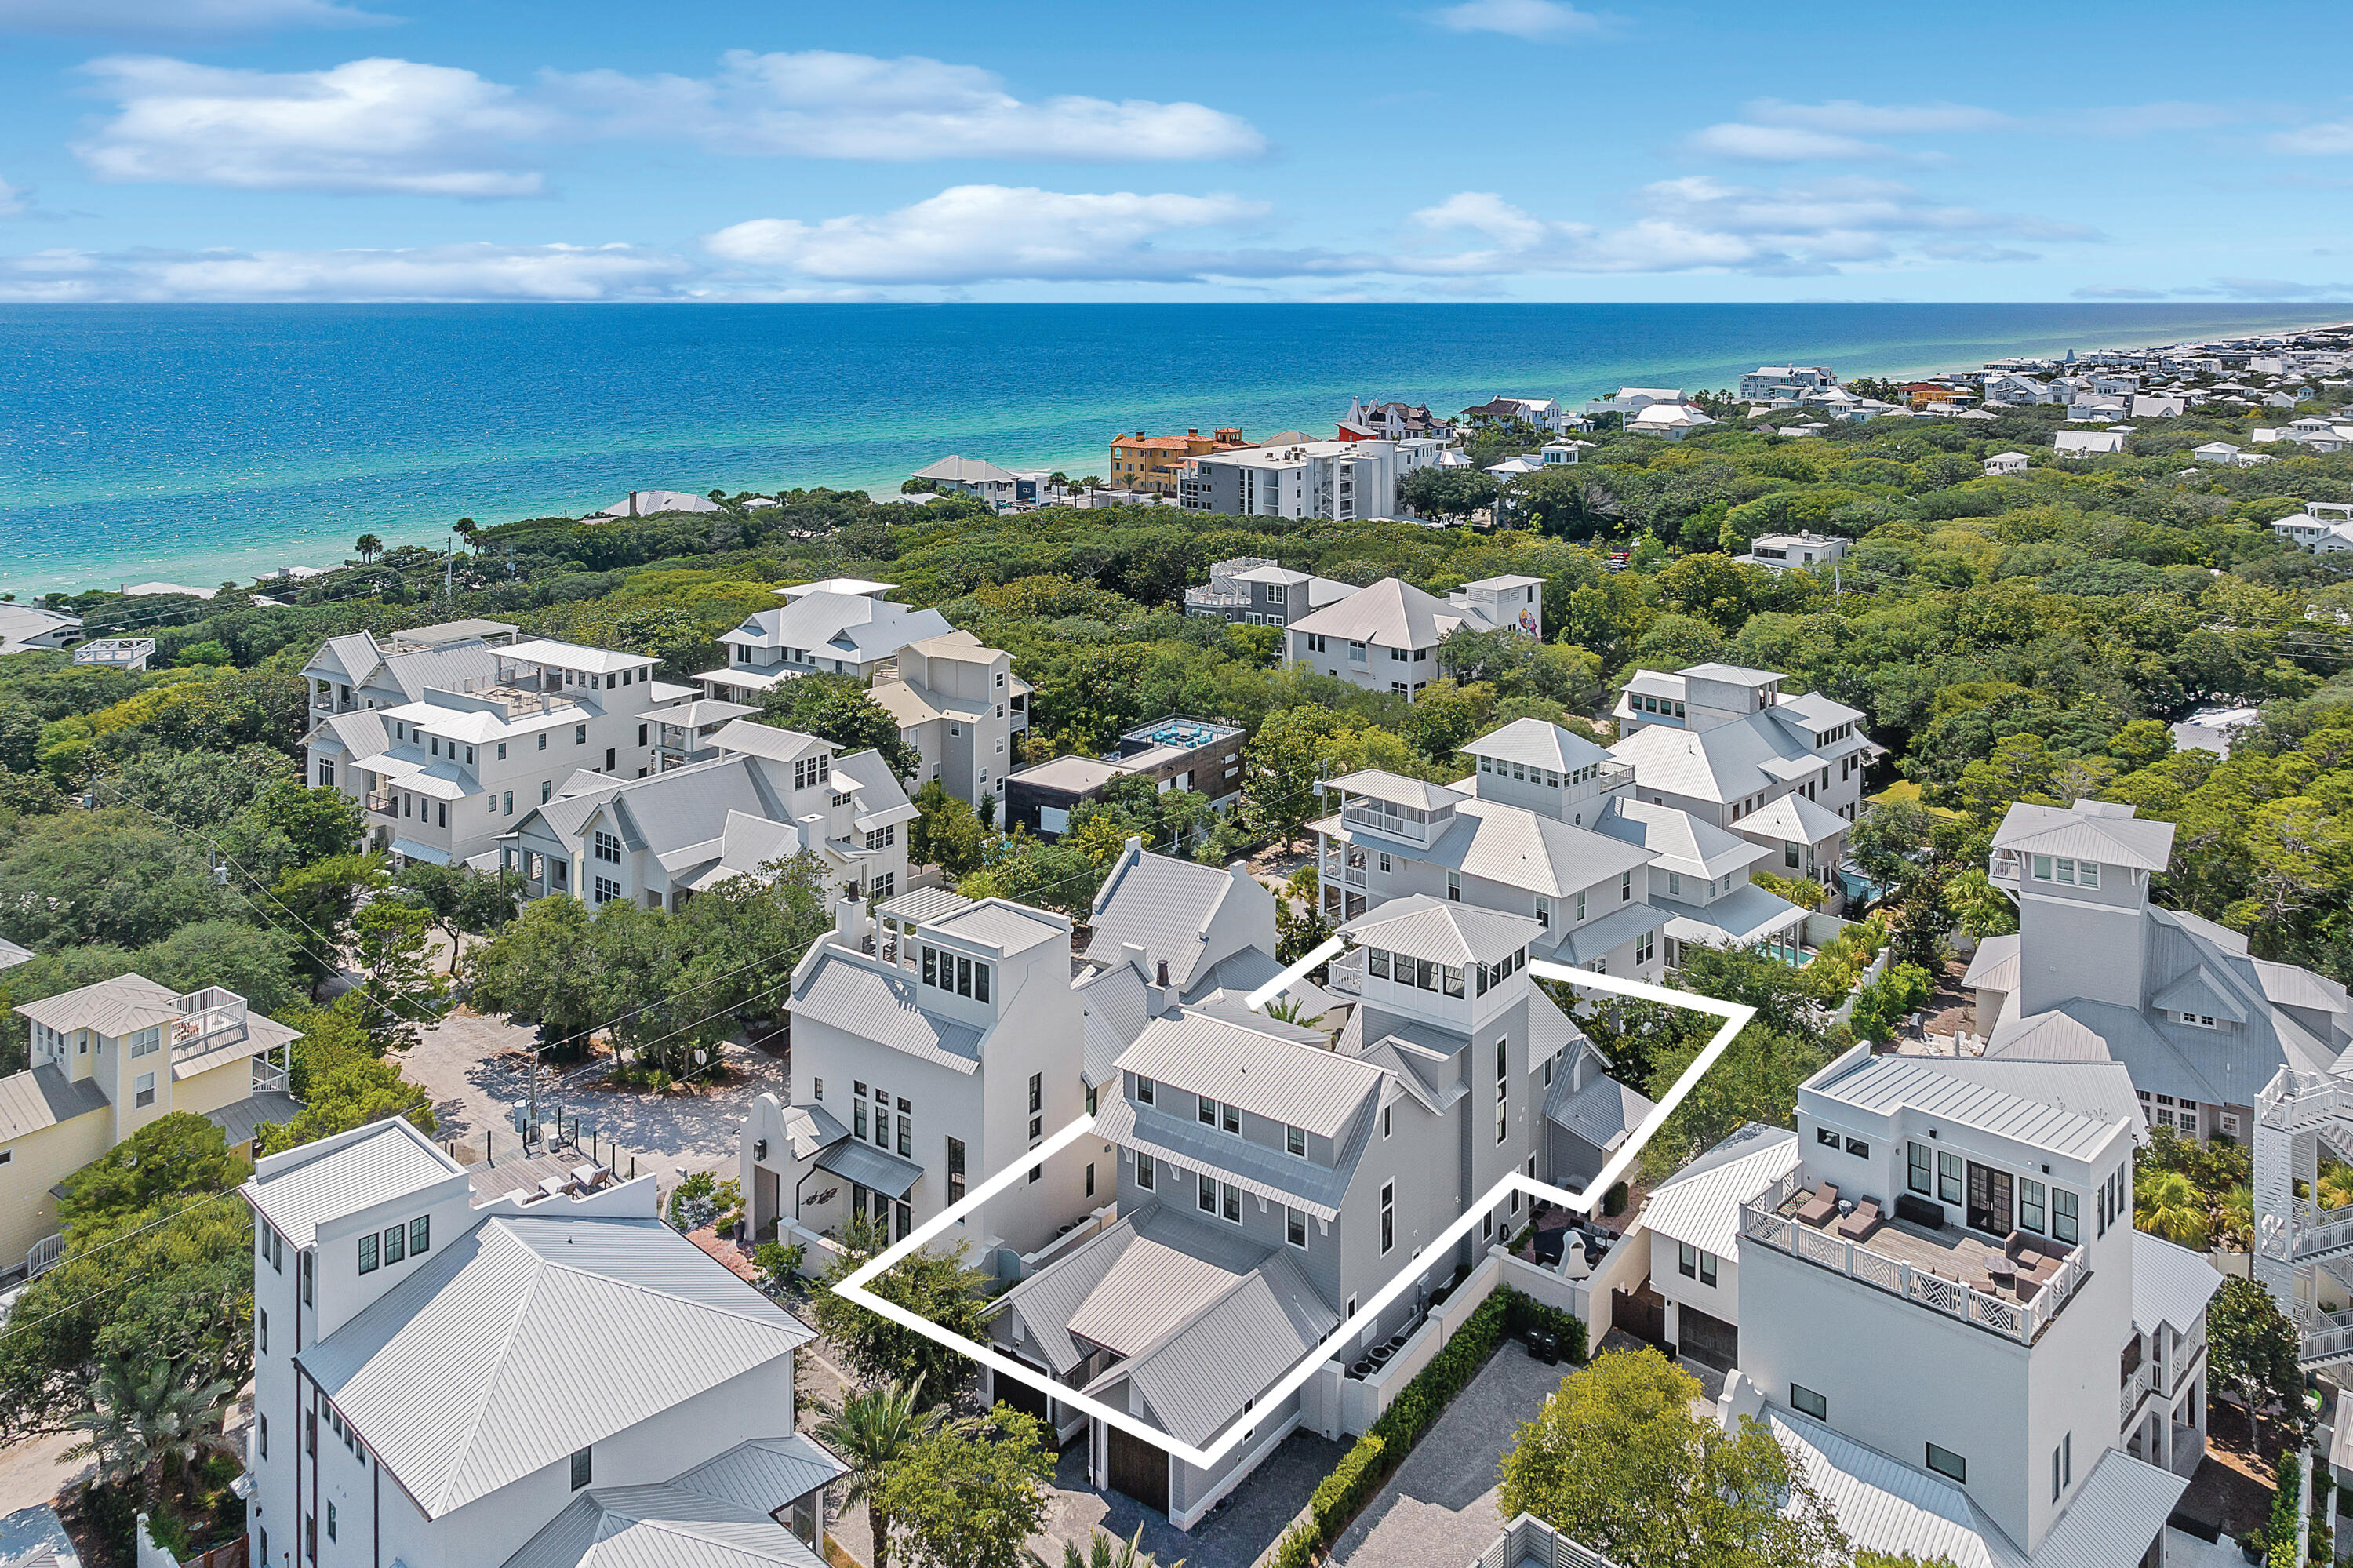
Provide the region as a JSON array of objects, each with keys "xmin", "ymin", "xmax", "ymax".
[{"xmin": 402, "ymin": 1007, "xmax": 784, "ymax": 1187}]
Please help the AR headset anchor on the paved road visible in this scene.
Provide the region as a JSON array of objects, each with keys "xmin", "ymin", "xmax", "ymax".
[
  {"xmin": 402, "ymin": 1008, "xmax": 784, "ymax": 1186},
  {"xmin": 1327, "ymin": 1346, "xmax": 1569, "ymax": 1568}
]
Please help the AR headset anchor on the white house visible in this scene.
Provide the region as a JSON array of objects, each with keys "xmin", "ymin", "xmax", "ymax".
[
  {"xmin": 2169, "ymin": 705, "xmax": 2259, "ymax": 757},
  {"xmin": 590, "ymin": 490, "xmax": 721, "ymax": 520},
  {"xmin": 1625, "ymin": 403, "xmax": 1718, "ymax": 441},
  {"xmin": 2129, "ymin": 395, "xmax": 2188, "ymax": 420},
  {"xmin": 1178, "ymin": 438, "xmax": 1402, "ymax": 522},
  {"xmin": 1282, "ymin": 576, "xmax": 1541, "ymax": 701},
  {"xmin": 867, "ymin": 629, "xmax": 1031, "ymax": 806},
  {"xmin": 1738, "ymin": 366, "xmax": 1838, "ymax": 402},
  {"xmin": 2269, "ymin": 503, "xmax": 2353, "ymax": 553},
  {"xmin": 242, "ymin": 1118, "xmax": 841, "ymax": 1568},
  {"xmin": 1983, "ymin": 450, "xmax": 2031, "ymax": 476},
  {"xmin": 0, "ymin": 605, "xmax": 82, "ymax": 656},
  {"xmin": 699, "ymin": 580, "xmax": 955, "ymax": 701},
  {"xmin": 911, "ymin": 456, "xmax": 1023, "ymax": 508},
  {"xmin": 2054, "ymin": 429, "xmax": 2127, "ymax": 457},
  {"xmin": 1734, "ymin": 532, "xmax": 1849, "ymax": 572}
]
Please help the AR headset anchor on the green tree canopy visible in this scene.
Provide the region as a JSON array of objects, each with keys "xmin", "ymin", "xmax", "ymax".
[{"xmin": 877, "ymin": 1406, "xmax": 1055, "ymax": 1568}]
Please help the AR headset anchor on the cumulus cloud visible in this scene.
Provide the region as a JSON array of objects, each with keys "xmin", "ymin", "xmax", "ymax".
[
  {"xmin": 704, "ymin": 185, "xmax": 1293, "ymax": 284},
  {"xmin": 75, "ymin": 56, "xmax": 553, "ymax": 196},
  {"xmin": 1427, "ymin": 0, "xmax": 1602, "ymax": 40},
  {"xmin": 1744, "ymin": 99, "xmax": 2011, "ymax": 135},
  {"xmin": 0, "ymin": 242, "xmax": 698, "ymax": 302},
  {"xmin": 0, "ymin": 0, "xmax": 387, "ymax": 34},
  {"xmin": 544, "ymin": 49, "xmax": 1264, "ymax": 161},
  {"xmin": 1686, "ymin": 124, "xmax": 1899, "ymax": 163},
  {"xmin": 0, "ymin": 180, "xmax": 27, "ymax": 219}
]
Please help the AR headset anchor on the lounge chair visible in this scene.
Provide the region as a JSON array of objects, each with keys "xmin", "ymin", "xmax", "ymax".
[
  {"xmin": 1795, "ymin": 1184, "xmax": 1839, "ymax": 1227},
  {"xmin": 1835, "ymin": 1199, "xmax": 1882, "ymax": 1240}
]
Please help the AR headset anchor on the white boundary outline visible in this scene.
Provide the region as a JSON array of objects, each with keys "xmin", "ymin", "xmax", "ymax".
[{"xmin": 836, "ymin": 955, "xmax": 1755, "ymax": 1472}]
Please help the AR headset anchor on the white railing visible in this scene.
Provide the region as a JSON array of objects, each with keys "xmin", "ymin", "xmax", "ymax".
[
  {"xmin": 1466, "ymin": 1515, "xmax": 1626, "ymax": 1568},
  {"xmin": 26, "ymin": 1233, "xmax": 63, "ymax": 1279},
  {"xmin": 2121, "ymin": 1362, "xmax": 2155, "ymax": 1426},
  {"xmin": 1738, "ymin": 1196, "xmax": 2086, "ymax": 1346},
  {"xmin": 2297, "ymin": 1304, "xmax": 2353, "ymax": 1366},
  {"xmin": 2292, "ymin": 1200, "xmax": 2353, "ymax": 1261}
]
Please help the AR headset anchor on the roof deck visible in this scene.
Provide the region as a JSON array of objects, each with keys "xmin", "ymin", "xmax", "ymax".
[{"xmin": 1740, "ymin": 1168, "xmax": 2088, "ymax": 1345}]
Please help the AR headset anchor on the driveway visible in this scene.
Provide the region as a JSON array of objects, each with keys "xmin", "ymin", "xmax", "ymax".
[
  {"xmin": 1327, "ymin": 1345, "xmax": 1569, "ymax": 1568},
  {"xmin": 403, "ymin": 1008, "xmax": 784, "ymax": 1188}
]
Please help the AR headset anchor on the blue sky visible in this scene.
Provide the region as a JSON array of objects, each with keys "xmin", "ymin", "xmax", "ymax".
[{"xmin": 0, "ymin": 0, "xmax": 2347, "ymax": 303}]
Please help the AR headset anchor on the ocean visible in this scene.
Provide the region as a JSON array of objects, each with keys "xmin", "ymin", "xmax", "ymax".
[{"xmin": 0, "ymin": 301, "xmax": 2333, "ymax": 597}]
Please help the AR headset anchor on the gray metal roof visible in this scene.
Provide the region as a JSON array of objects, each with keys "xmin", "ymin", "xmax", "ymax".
[
  {"xmin": 1654, "ymin": 881, "xmax": 1805, "ymax": 948},
  {"xmin": 1115, "ymin": 1010, "xmax": 1384, "ymax": 1140},
  {"xmin": 814, "ymin": 1137, "xmax": 924, "ymax": 1199},
  {"xmin": 1286, "ymin": 577, "xmax": 1457, "ymax": 649},
  {"xmin": 15, "ymin": 972, "xmax": 183, "ymax": 1037},
  {"xmin": 991, "ymin": 1203, "xmax": 1269, "ymax": 1378},
  {"xmin": 1737, "ymin": 791, "xmax": 1847, "ymax": 846},
  {"xmin": 878, "ymin": 886, "xmax": 976, "ymax": 926},
  {"xmin": 1990, "ymin": 799, "xmax": 2175, "ymax": 871},
  {"xmin": 789, "ymin": 952, "xmax": 982, "ymax": 1076},
  {"xmin": 1084, "ymin": 849, "xmax": 1253, "ymax": 989},
  {"xmin": 1547, "ymin": 899, "xmax": 1660, "ymax": 966},
  {"xmin": 1642, "ymin": 1123, "xmax": 1798, "ymax": 1256},
  {"xmin": 1343, "ymin": 895, "xmax": 1544, "ymax": 967},
  {"xmin": 1089, "ymin": 1248, "xmax": 1337, "ymax": 1449},
  {"xmin": 1806, "ymin": 1052, "xmax": 2130, "ymax": 1162},
  {"xmin": 0, "ymin": 934, "xmax": 31, "ymax": 973},
  {"xmin": 244, "ymin": 1119, "xmax": 465, "ymax": 1250},
  {"xmin": 0, "ymin": 1065, "xmax": 111, "ymax": 1144},
  {"xmin": 1759, "ymin": 1404, "xmax": 2024, "ymax": 1568},
  {"xmin": 1607, "ymin": 711, "xmax": 1825, "ymax": 807},
  {"xmin": 1547, "ymin": 1071, "xmax": 1653, "ymax": 1153},
  {"xmin": 1962, "ymin": 933, "xmax": 2019, "ymax": 994},
  {"xmin": 725, "ymin": 591, "xmax": 952, "ymax": 664},
  {"xmin": 503, "ymin": 1438, "xmax": 838, "ymax": 1568},
  {"xmin": 2131, "ymin": 1231, "xmax": 2222, "ymax": 1337},
  {"xmin": 1324, "ymin": 770, "xmax": 1467, "ymax": 812},
  {"xmin": 1076, "ymin": 962, "xmax": 1155, "ymax": 1090},
  {"xmin": 926, "ymin": 900, "xmax": 1067, "ymax": 956},
  {"xmin": 297, "ymin": 1213, "xmax": 811, "ymax": 1519},
  {"xmin": 205, "ymin": 1089, "xmax": 304, "ymax": 1148},
  {"xmin": 1460, "ymin": 718, "xmax": 1612, "ymax": 774}
]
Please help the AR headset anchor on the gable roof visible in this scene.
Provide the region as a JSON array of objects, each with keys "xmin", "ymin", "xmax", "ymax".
[
  {"xmin": 1593, "ymin": 796, "xmax": 1768, "ymax": 881},
  {"xmin": 14, "ymin": 972, "xmax": 183, "ymax": 1037},
  {"xmin": 0, "ymin": 1064, "xmax": 111, "ymax": 1144},
  {"xmin": 1642, "ymin": 1123, "xmax": 1799, "ymax": 1256},
  {"xmin": 724, "ymin": 591, "xmax": 953, "ymax": 664},
  {"xmin": 1286, "ymin": 577, "xmax": 1458, "ymax": 648},
  {"xmin": 1341, "ymin": 894, "xmax": 1544, "ymax": 967},
  {"xmin": 1460, "ymin": 718, "xmax": 1612, "ymax": 775},
  {"xmin": 789, "ymin": 951, "xmax": 984, "ymax": 1075},
  {"xmin": 1085, "ymin": 1249, "xmax": 1338, "ymax": 1448},
  {"xmin": 1115, "ymin": 1010, "xmax": 1384, "ymax": 1140},
  {"xmin": 1084, "ymin": 846, "xmax": 1261, "ymax": 990},
  {"xmin": 1991, "ymin": 800, "xmax": 2174, "ymax": 871},
  {"xmin": 1804, "ymin": 1051, "xmax": 2132, "ymax": 1162},
  {"xmin": 245, "ymin": 1119, "xmax": 465, "ymax": 1250},
  {"xmin": 504, "ymin": 1438, "xmax": 840, "ymax": 1568},
  {"xmin": 298, "ymin": 1214, "xmax": 811, "ymax": 1518}
]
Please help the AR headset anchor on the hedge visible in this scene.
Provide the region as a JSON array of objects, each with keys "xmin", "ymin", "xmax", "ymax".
[
  {"xmin": 1265, "ymin": 1286, "xmax": 1585, "ymax": 1566},
  {"xmin": 2269, "ymin": 1453, "xmax": 2301, "ymax": 1568}
]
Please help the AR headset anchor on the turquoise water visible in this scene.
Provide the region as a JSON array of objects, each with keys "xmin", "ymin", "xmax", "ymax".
[{"xmin": 0, "ymin": 302, "xmax": 2333, "ymax": 596}]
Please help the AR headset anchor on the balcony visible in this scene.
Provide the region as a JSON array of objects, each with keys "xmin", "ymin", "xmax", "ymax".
[
  {"xmin": 1740, "ymin": 1170, "xmax": 2088, "ymax": 1345},
  {"xmin": 366, "ymin": 791, "xmax": 399, "ymax": 816}
]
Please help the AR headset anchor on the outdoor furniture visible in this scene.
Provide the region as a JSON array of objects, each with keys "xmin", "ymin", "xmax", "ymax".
[
  {"xmin": 1895, "ymin": 1193, "xmax": 1946, "ymax": 1229},
  {"xmin": 1984, "ymin": 1255, "xmax": 2017, "ymax": 1290},
  {"xmin": 1835, "ymin": 1199, "xmax": 1882, "ymax": 1241},
  {"xmin": 1795, "ymin": 1184, "xmax": 1840, "ymax": 1227}
]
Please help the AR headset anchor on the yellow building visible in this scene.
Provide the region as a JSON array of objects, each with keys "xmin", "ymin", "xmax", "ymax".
[
  {"xmin": 3, "ymin": 973, "xmax": 300, "ymax": 1283},
  {"xmin": 1109, "ymin": 427, "xmax": 1247, "ymax": 497}
]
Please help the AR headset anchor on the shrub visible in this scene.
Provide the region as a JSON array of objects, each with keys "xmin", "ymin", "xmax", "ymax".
[
  {"xmin": 2270, "ymin": 1453, "xmax": 2301, "ymax": 1568},
  {"xmin": 1269, "ymin": 1523, "xmax": 1318, "ymax": 1568},
  {"xmin": 1307, "ymin": 1435, "xmax": 1387, "ymax": 1542},
  {"xmin": 1504, "ymin": 1293, "xmax": 1590, "ymax": 1364}
]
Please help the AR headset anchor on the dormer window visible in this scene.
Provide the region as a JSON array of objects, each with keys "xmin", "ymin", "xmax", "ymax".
[{"xmin": 2181, "ymin": 1011, "xmax": 2217, "ymax": 1028}]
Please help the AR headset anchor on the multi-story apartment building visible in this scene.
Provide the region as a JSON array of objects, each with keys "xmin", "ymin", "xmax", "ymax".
[
  {"xmin": 1111, "ymin": 428, "xmax": 1249, "ymax": 497},
  {"xmin": 990, "ymin": 896, "xmax": 1593, "ymax": 1528},
  {"xmin": 1737, "ymin": 366, "xmax": 1838, "ymax": 402},
  {"xmin": 243, "ymin": 1117, "xmax": 839, "ymax": 1568},
  {"xmin": 1966, "ymin": 798, "xmax": 2351, "ymax": 1143},
  {"xmin": 304, "ymin": 635, "xmax": 684, "ymax": 869},
  {"xmin": 739, "ymin": 890, "xmax": 1093, "ymax": 1259},
  {"xmin": 4, "ymin": 974, "xmax": 298, "ymax": 1280},
  {"xmin": 497, "ymin": 719, "xmax": 914, "ymax": 910},
  {"xmin": 1180, "ymin": 558, "xmax": 1358, "ymax": 628},
  {"xmin": 1178, "ymin": 438, "xmax": 1399, "ymax": 522},
  {"xmin": 697, "ymin": 579, "xmax": 954, "ymax": 701},
  {"xmin": 1609, "ymin": 661, "xmax": 1875, "ymax": 902},
  {"xmin": 866, "ymin": 630, "xmax": 1030, "ymax": 806},
  {"xmin": 1283, "ymin": 575, "xmax": 1543, "ymax": 701},
  {"xmin": 1639, "ymin": 1047, "xmax": 2207, "ymax": 1566}
]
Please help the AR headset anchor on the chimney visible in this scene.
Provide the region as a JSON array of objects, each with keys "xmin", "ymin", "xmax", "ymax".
[
  {"xmin": 833, "ymin": 897, "xmax": 868, "ymax": 951},
  {"xmin": 1155, "ymin": 959, "xmax": 1170, "ymax": 988}
]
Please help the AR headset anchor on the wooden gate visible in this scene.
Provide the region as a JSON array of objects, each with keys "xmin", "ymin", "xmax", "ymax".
[
  {"xmin": 1107, "ymin": 1424, "xmax": 1169, "ymax": 1515},
  {"xmin": 1613, "ymin": 1283, "xmax": 1667, "ymax": 1348}
]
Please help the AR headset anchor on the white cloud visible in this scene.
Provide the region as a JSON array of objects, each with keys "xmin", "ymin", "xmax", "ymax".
[
  {"xmin": 1745, "ymin": 99, "xmax": 2010, "ymax": 135},
  {"xmin": 0, "ymin": 0, "xmax": 387, "ymax": 34},
  {"xmin": 1400, "ymin": 176, "xmax": 2089, "ymax": 277},
  {"xmin": 2272, "ymin": 121, "xmax": 2353, "ymax": 155},
  {"xmin": 75, "ymin": 56, "xmax": 553, "ymax": 196},
  {"xmin": 705, "ymin": 184, "xmax": 1283, "ymax": 284},
  {"xmin": 1427, "ymin": 0, "xmax": 1602, "ymax": 39},
  {"xmin": 1686, "ymin": 123, "xmax": 1897, "ymax": 162},
  {"xmin": 0, "ymin": 180, "xmax": 27, "ymax": 219},
  {"xmin": 0, "ymin": 242, "xmax": 697, "ymax": 302},
  {"xmin": 2071, "ymin": 285, "xmax": 2169, "ymax": 300},
  {"xmin": 544, "ymin": 49, "xmax": 1264, "ymax": 161}
]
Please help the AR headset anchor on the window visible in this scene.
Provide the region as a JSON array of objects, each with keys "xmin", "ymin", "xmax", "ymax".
[
  {"xmin": 1576, "ymin": 890, "xmax": 1587, "ymax": 921},
  {"xmin": 1925, "ymin": 1444, "xmax": 1966, "ymax": 1484},
  {"xmin": 384, "ymin": 1222, "xmax": 405, "ymax": 1264},
  {"xmin": 359, "ymin": 1233, "xmax": 379, "ymax": 1274},
  {"xmin": 259, "ymin": 1413, "xmax": 267, "ymax": 1458},
  {"xmin": 1367, "ymin": 948, "xmax": 1389, "ymax": 980},
  {"xmin": 326, "ymin": 1504, "xmax": 336, "ymax": 1542},
  {"xmin": 2052, "ymin": 1187, "xmax": 2079, "ymax": 1244},
  {"xmin": 1383, "ymin": 1104, "xmax": 1392, "ymax": 1138},
  {"xmin": 1199, "ymin": 1094, "xmax": 1217, "ymax": 1126},
  {"xmin": 1380, "ymin": 1182, "xmax": 1395, "ymax": 1253},
  {"xmin": 1447, "ymin": 871, "xmax": 1461, "ymax": 902},
  {"xmin": 1199, "ymin": 1173, "xmax": 1217, "ymax": 1214},
  {"xmin": 504, "ymin": 791, "xmax": 514, "ymax": 815},
  {"xmin": 865, "ymin": 824, "xmax": 896, "ymax": 851},
  {"xmin": 1287, "ymin": 1206, "xmax": 1307, "ymax": 1249},
  {"xmin": 1223, "ymin": 1101, "xmax": 1240, "ymax": 1134},
  {"xmin": 594, "ymin": 831, "xmax": 621, "ymax": 863},
  {"xmin": 411, "ymin": 1215, "xmax": 430, "ymax": 1255},
  {"xmin": 1844, "ymin": 1137, "xmax": 1868, "ymax": 1159},
  {"xmin": 134, "ymin": 1071, "xmax": 155, "ymax": 1109},
  {"xmin": 855, "ymin": 1101, "xmax": 867, "ymax": 1141},
  {"xmin": 129, "ymin": 1025, "xmax": 160, "ymax": 1057},
  {"xmin": 947, "ymin": 1137, "xmax": 966, "ymax": 1203},
  {"xmin": 1938, "ymin": 1150, "xmax": 1962, "ymax": 1205},
  {"xmin": 1286, "ymin": 1124, "xmax": 1307, "ymax": 1157},
  {"xmin": 1137, "ymin": 1076, "xmax": 1155, "ymax": 1106},
  {"xmin": 1700, "ymin": 1251, "xmax": 1718, "ymax": 1287},
  {"xmin": 259, "ymin": 1309, "xmax": 268, "ymax": 1355},
  {"xmin": 1635, "ymin": 929, "xmax": 1654, "ymax": 966},
  {"xmin": 2052, "ymin": 1433, "xmax": 2071, "ymax": 1501},
  {"xmin": 1221, "ymin": 1182, "xmax": 1242, "ymax": 1224},
  {"xmin": 1028, "ymin": 1073, "xmax": 1042, "ymax": 1115},
  {"xmin": 594, "ymin": 876, "xmax": 620, "ymax": 904},
  {"xmin": 2020, "ymin": 1178, "xmax": 2046, "ymax": 1233},
  {"xmin": 1818, "ymin": 1127, "xmax": 1839, "ymax": 1148},
  {"xmin": 1534, "ymin": 893, "xmax": 1550, "ymax": 927},
  {"xmin": 1791, "ymin": 1384, "xmax": 1827, "ymax": 1421},
  {"xmin": 1908, "ymin": 1141, "xmax": 1932, "ymax": 1195},
  {"xmin": 1620, "ymin": 871, "xmax": 1632, "ymax": 902},
  {"xmin": 571, "ymin": 1446, "xmax": 593, "ymax": 1490},
  {"xmin": 2031, "ymin": 855, "xmax": 2053, "ymax": 881},
  {"xmin": 1679, "ymin": 1242, "xmax": 1698, "ymax": 1279},
  {"xmin": 1136, "ymin": 1151, "xmax": 1154, "ymax": 1191}
]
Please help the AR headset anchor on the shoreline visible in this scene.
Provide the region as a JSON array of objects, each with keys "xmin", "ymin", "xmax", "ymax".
[{"xmin": 5, "ymin": 303, "xmax": 2341, "ymax": 598}]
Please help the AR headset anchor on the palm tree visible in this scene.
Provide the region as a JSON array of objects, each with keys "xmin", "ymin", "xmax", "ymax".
[
  {"xmin": 453, "ymin": 518, "xmax": 478, "ymax": 552},
  {"xmin": 354, "ymin": 533, "xmax": 383, "ymax": 563},
  {"xmin": 2134, "ymin": 1170, "xmax": 2209, "ymax": 1248},
  {"xmin": 810, "ymin": 1379, "xmax": 951, "ymax": 1568},
  {"xmin": 63, "ymin": 1358, "xmax": 233, "ymax": 1509},
  {"xmin": 1028, "ymin": 1526, "xmax": 1184, "ymax": 1568}
]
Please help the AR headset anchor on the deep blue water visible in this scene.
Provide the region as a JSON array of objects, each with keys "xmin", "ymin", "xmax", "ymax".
[{"xmin": 0, "ymin": 302, "xmax": 2334, "ymax": 595}]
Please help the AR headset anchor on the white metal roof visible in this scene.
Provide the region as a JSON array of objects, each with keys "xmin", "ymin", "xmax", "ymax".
[
  {"xmin": 298, "ymin": 1213, "xmax": 811, "ymax": 1519},
  {"xmin": 2130, "ymin": 1231, "xmax": 2222, "ymax": 1337},
  {"xmin": 1642, "ymin": 1123, "xmax": 1799, "ymax": 1256},
  {"xmin": 1991, "ymin": 800, "xmax": 2174, "ymax": 872},
  {"xmin": 1759, "ymin": 1404, "xmax": 2024, "ymax": 1568},
  {"xmin": 15, "ymin": 972, "xmax": 184, "ymax": 1037},
  {"xmin": 1342, "ymin": 894, "xmax": 1543, "ymax": 967},
  {"xmin": 1115, "ymin": 1009, "xmax": 1384, "ymax": 1139},
  {"xmin": 244, "ymin": 1118, "xmax": 464, "ymax": 1250},
  {"xmin": 1460, "ymin": 717, "xmax": 1612, "ymax": 774},
  {"xmin": 1804, "ymin": 1051, "xmax": 2131, "ymax": 1162},
  {"xmin": 500, "ymin": 1437, "xmax": 840, "ymax": 1568}
]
